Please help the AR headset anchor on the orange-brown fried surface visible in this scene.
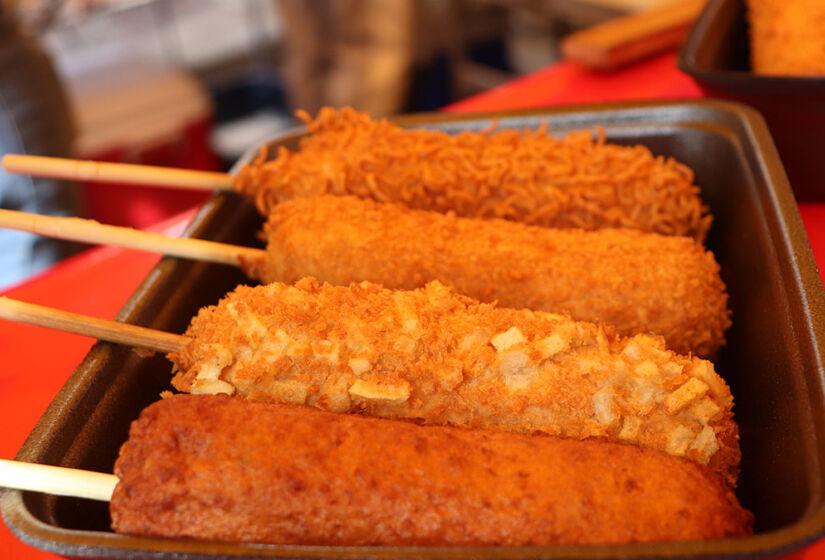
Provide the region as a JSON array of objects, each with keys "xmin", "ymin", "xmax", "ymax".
[
  {"xmin": 112, "ymin": 394, "xmax": 752, "ymax": 546},
  {"xmin": 747, "ymin": 0, "xmax": 825, "ymax": 76},
  {"xmin": 245, "ymin": 195, "xmax": 729, "ymax": 357},
  {"xmin": 234, "ymin": 107, "xmax": 711, "ymax": 242},
  {"xmin": 169, "ymin": 278, "xmax": 740, "ymax": 485}
]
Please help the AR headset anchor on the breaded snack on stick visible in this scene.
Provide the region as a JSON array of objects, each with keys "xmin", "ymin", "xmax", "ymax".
[
  {"xmin": 169, "ymin": 278, "xmax": 741, "ymax": 485},
  {"xmin": 234, "ymin": 107, "xmax": 712, "ymax": 242},
  {"xmin": 245, "ymin": 195, "xmax": 729, "ymax": 357},
  {"xmin": 746, "ymin": 0, "xmax": 825, "ymax": 76},
  {"xmin": 112, "ymin": 394, "xmax": 753, "ymax": 546}
]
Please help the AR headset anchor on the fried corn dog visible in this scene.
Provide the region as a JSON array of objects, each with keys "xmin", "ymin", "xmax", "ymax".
[
  {"xmin": 234, "ymin": 107, "xmax": 712, "ymax": 242},
  {"xmin": 244, "ymin": 195, "xmax": 729, "ymax": 358},
  {"xmin": 169, "ymin": 278, "xmax": 740, "ymax": 485},
  {"xmin": 112, "ymin": 394, "xmax": 752, "ymax": 546}
]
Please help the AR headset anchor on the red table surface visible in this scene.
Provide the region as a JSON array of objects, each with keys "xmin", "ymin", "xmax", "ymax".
[{"xmin": 2, "ymin": 52, "xmax": 824, "ymax": 559}]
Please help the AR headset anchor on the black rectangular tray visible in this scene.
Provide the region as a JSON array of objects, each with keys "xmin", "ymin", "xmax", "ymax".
[
  {"xmin": 3, "ymin": 100, "xmax": 825, "ymax": 559},
  {"xmin": 677, "ymin": 0, "xmax": 825, "ymax": 201}
]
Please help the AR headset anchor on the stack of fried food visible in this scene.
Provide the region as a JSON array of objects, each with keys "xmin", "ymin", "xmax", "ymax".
[
  {"xmin": 0, "ymin": 108, "xmax": 751, "ymax": 546},
  {"xmin": 104, "ymin": 108, "xmax": 753, "ymax": 547}
]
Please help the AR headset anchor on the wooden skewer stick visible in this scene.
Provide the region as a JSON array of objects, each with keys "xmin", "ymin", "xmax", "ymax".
[
  {"xmin": 0, "ymin": 209, "xmax": 266, "ymax": 268},
  {"xmin": 560, "ymin": 0, "xmax": 706, "ymax": 70},
  {"xmin": 0, "ymin": 459, "xmax": 117, "ymax": 502},
  {"xmin": 2, "ymin": 154, "xmax": 234, "ymax": 192},
  {"xmin": 0, "ymin": 297, "xmax": 187, "ymax": 353}
]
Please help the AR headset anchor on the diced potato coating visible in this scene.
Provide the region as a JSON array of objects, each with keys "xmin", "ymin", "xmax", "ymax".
[{"xmin": 169, "ymin": 278, "xmax": 741, "ymax": 485}]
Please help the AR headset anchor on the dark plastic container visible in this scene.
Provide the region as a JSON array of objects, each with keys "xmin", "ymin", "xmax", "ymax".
[
  {"xmin": 677, "ymin": 0, "xmax": 825, "ymax": 201},
  {"xmin": 3, "ymin": 100, "xmax": 825, "ymax": 559}
]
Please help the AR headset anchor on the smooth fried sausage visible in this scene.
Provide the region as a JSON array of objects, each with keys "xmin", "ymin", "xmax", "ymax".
[{"xmin": 111, "ymin": 394, "xmax": 752, "ymax": 546}]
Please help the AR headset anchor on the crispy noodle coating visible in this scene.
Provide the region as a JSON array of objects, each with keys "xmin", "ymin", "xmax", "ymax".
[
  {"xmin": 112, "ymin": 394, "xmax": 752, "ymax": 546},
  {"xmin": 233, "ymin": 107, "xmax": 712, "ymax": 242},
  {"xmin": 244, "ymin": 195, "xmax": 730, "ymax": 357},
  {"xmin": 169, "ymin": 279, "xmax": 741, "ymax": 485}
]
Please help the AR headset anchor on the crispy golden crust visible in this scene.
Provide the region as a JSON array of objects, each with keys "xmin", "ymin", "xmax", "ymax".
[
  {"xmin": 233, "ymin": 107, "xmax": 711, "ymax": 242},
  {"xmin": 245, "ymin": 195, "xmax": 729, "ymax": 357},
  {"xmin": 169, "ymin": 279, "xmax": 740, "ymax": 485},
  {"xmin": 112, "ymin": 394, "xmax": 752, "ymax": 546},
  {"xmin": 747, "ymin": 0, "xmax": 825, "ymax": 76}
]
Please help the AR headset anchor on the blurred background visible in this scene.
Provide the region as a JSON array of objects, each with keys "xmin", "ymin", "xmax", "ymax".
[{"xmin": 0, "ymin": 0, "xmax": 673, "ymax": 287}]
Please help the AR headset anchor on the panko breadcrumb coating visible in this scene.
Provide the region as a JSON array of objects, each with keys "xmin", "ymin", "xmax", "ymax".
[
  {"xmin": 747, "ymin": 0, "xmax": 825, "ymax": 76},
  {"xmin": 244, "ymin": 195, "xmax": 730, "ymax": 357},
  {"xmin": 112, "ymin": 394, "xmax": 753, "ymax": 546},
  {"xmin": 233, "ymin": 107, "xmax": 712, "ymax": 242},
  {"xmin": 169, "ymin": 278, "xmax": 741, "ymax": 485}
]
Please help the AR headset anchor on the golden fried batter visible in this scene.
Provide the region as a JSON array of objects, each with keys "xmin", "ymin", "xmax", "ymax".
[
  {"xmin": 747, "ymin": 0, "xmax": 825, "ymax": 76},
  {"xmin": 233, "ymin": 107, "xmax": 711, "ymax": 241},
  {"xmin": 169, "ymin": 278, "xmax": 740, "ymax": 485},
  {"xmin": 244, "ymin": 195, "xmax": 729, "ymax": 357},
  {"xmin": 112, "ymin": 394, "xmax": 752, "ymax": 546}
]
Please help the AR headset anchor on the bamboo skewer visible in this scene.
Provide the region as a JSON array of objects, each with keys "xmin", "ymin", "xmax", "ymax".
[
  {"xmin": 2, "ymin": 154, "xmax": 234, "ymax": 191},
  {"xmin": 0, "ymin": 297, "xmax": 187, "ymax": 353},
  {"xmin": 0, "ymin": 209, "xmax": 266, "ymax": 268},
  {"xmin": 0, "ymin": 459, "xmax": 117, "ymax": 502},
  {"xmin": 560, "ymin": 0, "xmax": 706, "ymax": 70}
]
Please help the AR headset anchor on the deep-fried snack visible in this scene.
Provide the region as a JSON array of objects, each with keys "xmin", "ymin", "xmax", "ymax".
[
  {"xmin": 169, "ymin": 278, "xmax": 740, "ymax": 485},
  {"xmin": 111, "ymin": 394, "xmax": 752, "ymax": 546},
  {"xmin": 233, "ymin": 107, "xmax": 712, "ymax": 242},
  {"xmin": 746, "ymin": 0, "xmax": 825, "ymax": 76},
  {"xmin": 244, "ymin": 195, "xmax": 729, "ymax": 357}
]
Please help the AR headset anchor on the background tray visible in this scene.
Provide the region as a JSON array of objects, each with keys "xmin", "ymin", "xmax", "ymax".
[{"xmin": 3, "ymin": 100, "xmax": 825, "ymax": 559}]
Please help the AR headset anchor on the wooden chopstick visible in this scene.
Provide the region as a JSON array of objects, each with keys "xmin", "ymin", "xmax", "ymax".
[{"xmin": 2, "ymin": 154, "xmax": 234, "ymax": 191}]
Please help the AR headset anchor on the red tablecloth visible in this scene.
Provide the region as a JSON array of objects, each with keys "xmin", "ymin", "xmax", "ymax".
[{"xmin": 2, "ymin": 52, "xmax": 824, "ymax": 559}]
